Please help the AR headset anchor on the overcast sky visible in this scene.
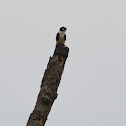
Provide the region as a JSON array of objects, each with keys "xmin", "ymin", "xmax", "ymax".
[{"xmin": 0, "ymin": 0, "xmax": 126, "ymax": 126}]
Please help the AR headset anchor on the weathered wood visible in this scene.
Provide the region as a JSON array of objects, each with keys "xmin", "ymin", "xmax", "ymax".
[{"xmin": 26, "ymin": 45, "xmax": 69, "ymax": 126}]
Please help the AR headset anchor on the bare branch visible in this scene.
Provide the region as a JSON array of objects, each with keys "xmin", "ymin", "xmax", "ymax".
[{"xmin": 26, "ymin": 45, "xmax": 69, "ymax": 126}]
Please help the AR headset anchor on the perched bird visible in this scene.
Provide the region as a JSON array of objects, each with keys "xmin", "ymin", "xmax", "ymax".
[{"xmin": 56, "ymin": 27, "xmax": 67, "ymax": 46}]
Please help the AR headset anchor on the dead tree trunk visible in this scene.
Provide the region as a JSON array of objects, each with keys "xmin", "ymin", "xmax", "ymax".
[{"xmin": 26, "ymin": 45, "xmax": 69, "ymax": 126}]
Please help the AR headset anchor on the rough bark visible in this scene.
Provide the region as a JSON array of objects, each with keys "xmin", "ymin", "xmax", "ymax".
[{"xmin": 26, "ymin": 45, "xmax": 69, "ymax": 126}]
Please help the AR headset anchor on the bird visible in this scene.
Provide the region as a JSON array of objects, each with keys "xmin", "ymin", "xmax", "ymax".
[{"xmin": 56, "ymin": 27, "xmax": 67, "ymax": 46}]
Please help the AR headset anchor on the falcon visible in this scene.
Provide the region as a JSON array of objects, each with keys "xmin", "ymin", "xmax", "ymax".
[{"xmin": 56, "ymin": 27, "xmax": 67, "ymax": 46}]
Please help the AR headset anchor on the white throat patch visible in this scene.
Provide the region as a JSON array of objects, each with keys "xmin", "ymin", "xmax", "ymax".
[{"xmin": 59, "ymin": 31, "xmax": 65, "ymax": 35}]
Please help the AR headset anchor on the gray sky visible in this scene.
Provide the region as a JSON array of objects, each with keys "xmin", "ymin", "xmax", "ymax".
[{"xmin": 0, "ymin": 0, "xmax": 126, "ymax": 126}]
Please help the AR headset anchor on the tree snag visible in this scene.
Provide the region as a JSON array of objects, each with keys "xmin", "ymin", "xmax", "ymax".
[{"xmin": 26, "ymin": 45, "xmax": 69, "ymax": 126}]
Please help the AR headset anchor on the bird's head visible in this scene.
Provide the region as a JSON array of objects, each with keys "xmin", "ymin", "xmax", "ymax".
[{"xmin": 60, "ymin": 27, "xmax": 67, "ymax": 32}]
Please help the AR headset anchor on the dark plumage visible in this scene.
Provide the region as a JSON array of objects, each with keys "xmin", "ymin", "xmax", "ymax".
[
  {"xmin": 60, "ymin": 27, "xmax": 67, "ymax": 32},
  {"xmin": 64, "ymin": 34, "xmax": 66, "ymax": 41},
  {"xmin": 56, "ymin": 33, "xmax": 60, "ymax": 41}
]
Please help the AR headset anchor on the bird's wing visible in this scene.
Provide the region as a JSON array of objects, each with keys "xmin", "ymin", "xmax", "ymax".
[
  {"xmin": 56, "ymin": 33, "xmax": 60, "ymax": 41},
  {"xmin": 64, "ymin": 34, "xmax": 66, "ymax": 41}
]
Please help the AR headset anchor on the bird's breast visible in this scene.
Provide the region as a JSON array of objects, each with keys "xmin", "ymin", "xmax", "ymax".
[{"xmin": 57, "ymin": 34, "xmax": 65, "ymax": 44}]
